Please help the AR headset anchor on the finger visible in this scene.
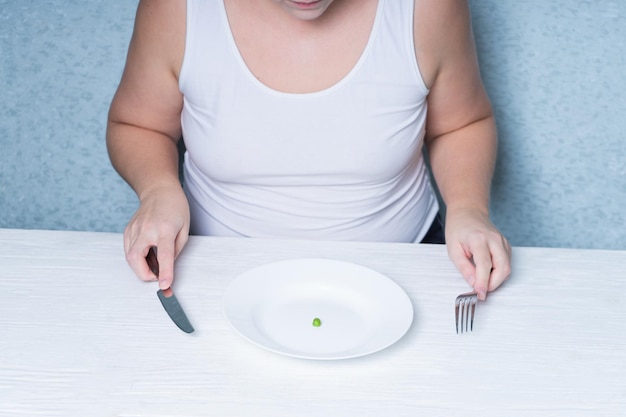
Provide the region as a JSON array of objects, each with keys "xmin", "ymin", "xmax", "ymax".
[
  {"xmin": 155, "ymin": 240, "xmax": 176, "ymax": 290},
  {"xmin": 447, "ymin": 244, "xmax": 477, "ymax": 288},
  {"xmin": 123, "ymin": 229, "xmax": 130, "ymax": 257},
  {"xmin": 487, "ymin": 238, "xmax": 512, "ymax": 291},
  {"xmin": 126, "ymin": 242, "xmax": 158, "ymax": 282},
  {"xmin": 174, "ymin": 225, "xmax": 190, "ymax": 259},
  {"xmin": 123, "ymin": 221, "xmax": 136, "ymax": 260},
  {"xmin": 470, "ymin": 243, "xmax": 493, "ymax": 301},
  {"xmin": 123, "ymin": 220, "xmax": 153, "ymax": 280}
]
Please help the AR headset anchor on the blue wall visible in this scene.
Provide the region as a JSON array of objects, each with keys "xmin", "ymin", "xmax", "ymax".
[
  {"xmin": 471, "ymin": 0, "xmax": 626, "ymax": 249},
  {"xmin": 1, "ymin": 0, "xmax": 625, "ymax": 249},
  {"xmin": 0, "ymin": 0, "xmax": 139, "ymax": 231}
]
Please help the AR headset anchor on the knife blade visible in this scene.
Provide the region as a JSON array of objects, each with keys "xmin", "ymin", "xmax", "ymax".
[{"xmin": 146, "ymin": 246, "xmax": 195, "ymax": 334}]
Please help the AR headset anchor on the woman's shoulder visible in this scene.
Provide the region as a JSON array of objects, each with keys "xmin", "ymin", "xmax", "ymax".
[
  {"xmin": 133, "ymin": 0, "xmax": 186, "ymax": 76},
  {"xmin": 413, "ymin": 0, "xmax": 473, "ymax": 88}
]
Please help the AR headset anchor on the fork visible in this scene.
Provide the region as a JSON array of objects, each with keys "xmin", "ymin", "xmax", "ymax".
[{"xmin": 455, "ymin": 291, "xmax": 478, "ymax": 333}]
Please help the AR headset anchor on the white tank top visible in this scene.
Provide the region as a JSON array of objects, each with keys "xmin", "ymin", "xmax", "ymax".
[{"xmin": 179, "ymin": 0, "xmax": 438, "ymax": 242}]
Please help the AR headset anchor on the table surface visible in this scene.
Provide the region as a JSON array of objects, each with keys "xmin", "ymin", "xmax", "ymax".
[{"xmin": 1, "ymin": 228, "xmax": 625, "ymax": 416}]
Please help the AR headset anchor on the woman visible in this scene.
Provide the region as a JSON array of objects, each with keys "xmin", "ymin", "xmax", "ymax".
[{"xmin": 107, "ymin": 0, "xmax": 511, "ymax": 300}]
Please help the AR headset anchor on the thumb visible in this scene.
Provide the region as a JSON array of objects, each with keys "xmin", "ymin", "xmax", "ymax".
[{"xmin": 448, "ymin": 244, "xmax": 476, "ymax": 287}]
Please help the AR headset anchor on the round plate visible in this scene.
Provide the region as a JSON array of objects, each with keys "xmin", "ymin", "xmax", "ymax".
[{"xmin": 223, "ymin": 258, "xmax": 414, "ymax": 360}]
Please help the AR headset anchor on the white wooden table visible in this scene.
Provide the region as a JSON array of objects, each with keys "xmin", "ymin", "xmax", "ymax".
[{"xmin": 1, "ymin": 228, "xmax": 624, "ymax": 416}]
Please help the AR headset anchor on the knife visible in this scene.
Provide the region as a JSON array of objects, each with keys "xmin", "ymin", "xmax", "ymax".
[{"xmin": 146, "ymin": 246, "xmax": 195, "ymax": 334}]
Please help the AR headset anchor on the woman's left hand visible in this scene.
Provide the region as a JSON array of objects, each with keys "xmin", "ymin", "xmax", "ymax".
[{"xmin": 444, "ymin": 207, "xmax": 512, "ymax": 300}]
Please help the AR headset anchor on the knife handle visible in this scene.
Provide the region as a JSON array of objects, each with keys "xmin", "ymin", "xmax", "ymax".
[{"xmin": 146, "ymin": 246, "xmax": 159, "ymax": 277}]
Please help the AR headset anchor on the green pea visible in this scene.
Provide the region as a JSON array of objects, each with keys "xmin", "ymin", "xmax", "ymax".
[{"xmin": 312, "ymin": 317, "xmax": 322, "ymax": 327}]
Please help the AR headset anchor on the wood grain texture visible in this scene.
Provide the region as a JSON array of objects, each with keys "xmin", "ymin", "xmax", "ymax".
[{"xmin": 1, "ymin": 229, "xmax": 625, "ymax": 416}]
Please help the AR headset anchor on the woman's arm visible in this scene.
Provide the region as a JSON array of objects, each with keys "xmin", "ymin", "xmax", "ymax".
[
  {"xmin": 415, "ymin": 0, "xmax": 511, "ymax": 299},
  {"xmin": 106, "ymin": 0, "xmax": 188, "ymax": 290}
]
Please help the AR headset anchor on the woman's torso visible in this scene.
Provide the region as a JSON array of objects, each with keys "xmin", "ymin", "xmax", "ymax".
[{"xmin": 179, "ymin": 0, "xmax": 438, "ymax": 242}]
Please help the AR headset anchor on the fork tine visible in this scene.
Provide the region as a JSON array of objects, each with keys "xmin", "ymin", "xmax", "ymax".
[
  {"xmin": 455, "ymin": 292, "xmax": 478, "ymax": 334},
  {"xmin": 461, "ymin": 298, "xmax": 467, "ymax": 333},
  {"xmin": 455, "ymin": 301, "xmax": 459, "ymax": 334}
]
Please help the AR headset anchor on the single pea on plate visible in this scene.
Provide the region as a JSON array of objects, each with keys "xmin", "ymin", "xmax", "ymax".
[{"xmin": 312, "ymin": 317, "xmax": 322, "ymax": 327}]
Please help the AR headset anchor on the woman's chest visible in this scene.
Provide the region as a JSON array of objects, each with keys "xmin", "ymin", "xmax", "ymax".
[{"xmin": 224, "ymin": 0, "xmax": 379, "ymax": 94}]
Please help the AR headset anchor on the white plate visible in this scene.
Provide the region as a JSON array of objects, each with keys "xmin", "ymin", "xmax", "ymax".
[{"xmin": 223, "ymin": 258, "xmax": 414, "ymax": 360}]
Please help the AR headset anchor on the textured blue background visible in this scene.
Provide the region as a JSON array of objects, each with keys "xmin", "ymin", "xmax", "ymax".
[{"xmin": 1, "ymin": 0, "xmax": 625, "ymax": 249}]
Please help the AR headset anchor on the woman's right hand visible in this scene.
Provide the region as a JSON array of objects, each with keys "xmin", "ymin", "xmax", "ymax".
[{"xmin": 123, "ymin": 184, "xmax": 190, "ymax": 290}]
